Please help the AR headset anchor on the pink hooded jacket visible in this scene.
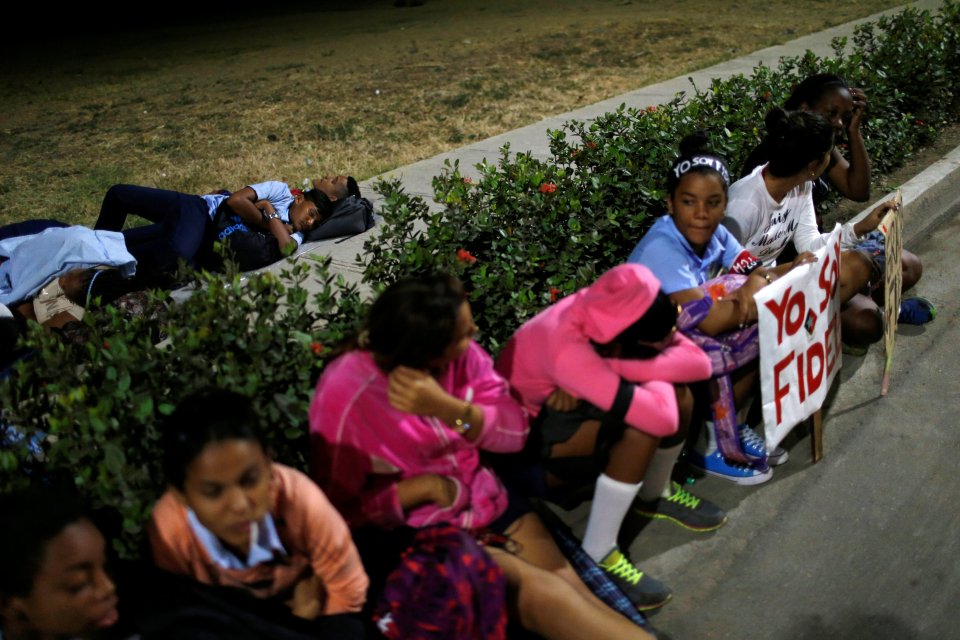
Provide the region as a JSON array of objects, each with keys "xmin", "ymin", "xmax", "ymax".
[
  {"xmin": 309, "ymin": 341, "xmax": 529, "ymax": 530},
  {"xmin": 496, "ymin": 264, "xmax": 712, "ymax": 436}
]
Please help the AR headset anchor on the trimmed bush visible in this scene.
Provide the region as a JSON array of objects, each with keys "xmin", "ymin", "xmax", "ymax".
[
  {"xmin": 361, "ymin": 2, "xmax": 959, "ymax": 353},
  {"xmin": 0, "ymin": 259, "xmax": 363, "ymax": 556}
]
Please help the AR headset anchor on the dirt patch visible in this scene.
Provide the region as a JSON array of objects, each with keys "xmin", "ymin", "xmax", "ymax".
[{"xmin": 0, "ymin": 0, "xmax": 909, "ymax": 224}]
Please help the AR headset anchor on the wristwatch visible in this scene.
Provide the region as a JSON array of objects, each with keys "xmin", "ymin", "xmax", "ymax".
[{"xmin": 261, "ymin": 210, "xmax": 282, "ymax": 224}]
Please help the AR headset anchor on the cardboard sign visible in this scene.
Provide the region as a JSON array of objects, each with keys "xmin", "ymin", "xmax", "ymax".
[
  {"xmin": 756, "ymin": 226, "xmax": 843, "ymax": 450},
  {"xmin": 879, "ymin": 190, "xmax": 903, "ymax": 396}
]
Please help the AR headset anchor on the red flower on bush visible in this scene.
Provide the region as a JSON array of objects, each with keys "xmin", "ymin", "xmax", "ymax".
[
  {"xmin": 310, "ymin": 342, "xmax": 323, "ymax": 356},
  {"xmin": 539, "ymin": 182, "xmax": 557, "ymax": 194},
  {"xmin": 585, "ymin": 141, "xmax": 598, "ymax": 150},
  {"xmin": 103, "ymin": 341, "xmax": 111, "ymax": 350},
  {"xmin": 915, "ymin": 119, "xmax": 925, "ymax": 126},
  {"xmin": 762, "ymin": 91, "xmax": 772, "ymax": 102},
  {"xmin": 456, "ymin": 248, "xmax": 477, "ymax": 264},
  {"xmin": 646, "ymin": 105, "xmax": 657, "ymax": 113},
  {"xmin": 549, "ymin": 287, "xmax": 562, "ymax": 303},
  {"xmin": 462, "ymin": 176, "xmax": 474, "ymax": 185}
]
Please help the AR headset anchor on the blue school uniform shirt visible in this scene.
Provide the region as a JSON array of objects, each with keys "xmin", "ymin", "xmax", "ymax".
[
  {"xmin": 0, "ymin": 227, "xmax": 136, "ymax": 306},
  {"xmin": 200, "ymin": 181, "xmax": 303, "ymax": 247},
  {"xmin": 626, "ymin": 214, "xmax": 744, "ymax": 294}
]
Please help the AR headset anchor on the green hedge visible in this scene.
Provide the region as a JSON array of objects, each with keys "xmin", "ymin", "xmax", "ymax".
[
  {"xmin": 0, "ymin": 259, "xmax": 362, "ymax": 555},
  {"xmin": 362, "ymin": 2, "xmax": 959, "ymax": 353},
  {"xmin": 1, "ymin": 2, "xmax": 957, "ymax": 557}
]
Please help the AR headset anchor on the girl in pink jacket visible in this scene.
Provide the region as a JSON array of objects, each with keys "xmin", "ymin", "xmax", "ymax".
[
  {"xmin": 496, "ymin": 263, "xmax": 716, "ymax": 610},
  {"xmin": 310, "ymin": 274, "xmax": 656, "ymax": 640}
]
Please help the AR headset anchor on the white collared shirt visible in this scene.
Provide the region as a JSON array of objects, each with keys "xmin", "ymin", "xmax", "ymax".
[{"xmin": 186, "ymin": 509, "xmax": 287, "ymax": 569}]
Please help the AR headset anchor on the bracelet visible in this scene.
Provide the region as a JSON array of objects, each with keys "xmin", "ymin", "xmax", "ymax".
[
  {"xmin": 761, "ymin": 272, "xmax": 773, "ymax": 284},
  {"xmin": 453, "ymin": 402, "xmax": 473, "ymax": 435}
]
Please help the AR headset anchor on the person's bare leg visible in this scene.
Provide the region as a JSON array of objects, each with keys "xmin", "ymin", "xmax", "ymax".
[
  {"xmin": 902, "ymin": 249, "xmax": 923, "ymax": 292},
  {"xmin": 841, "ymin": 293, "xmax": 883, "ymax": 347},
  {"xmin": 492, "ymin": 514, "xmax": 656, "ymax": 640},
  {"xmin": 544, "ymin": 415, "xmax": 659, "ymax": 561},
  {"xmin": 839, "ymin": 250, "xmax": 873, "ymax": 303}
]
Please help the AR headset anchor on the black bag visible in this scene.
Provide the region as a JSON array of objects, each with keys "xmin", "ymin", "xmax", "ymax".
[
  {"xmin": 200, "ymin": 202, "xmax": 284, "ymax": 273},
  {"xmin": 302, "ymin": 196, "xmax": 375, "ymax": 243}
]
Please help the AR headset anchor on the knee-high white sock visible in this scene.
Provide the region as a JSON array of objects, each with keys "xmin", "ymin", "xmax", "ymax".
[
  {"xmin": 638, "ymin": 443, "xmax": 684, "ymax": 502},
  {"xmin": 582, "ymin": 474, "xmax": 642, "ymax": 562}
]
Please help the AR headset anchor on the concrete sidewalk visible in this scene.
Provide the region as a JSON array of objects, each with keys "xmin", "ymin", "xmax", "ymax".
[{"xmin": 266, "ymin": 0, "xmax": 948, "ymax": 288}]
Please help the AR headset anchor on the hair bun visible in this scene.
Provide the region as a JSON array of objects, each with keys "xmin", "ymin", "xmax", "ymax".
[
  {"xmin": 764, "ymin": 106, "xmax": 789, "ymax": 136},
  {"xmin": 678, "ymin": 131, "xmax": 711, "ymax": 157}
]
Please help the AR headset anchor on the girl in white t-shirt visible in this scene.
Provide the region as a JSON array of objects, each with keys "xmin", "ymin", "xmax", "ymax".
[{"xmin": 725, "ymin": 107, "xmax": 897, "ymax": 349}]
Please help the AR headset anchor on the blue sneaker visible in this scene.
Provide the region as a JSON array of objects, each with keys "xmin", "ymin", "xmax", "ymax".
[
  {"xmin": 738, "ymin": 424, "xmax": 789, "ymax": 466},
  {"xmin": 898, "ymin": 297, "xmax": 936, "ymax": 325},
  {"xmin": 687, "ymin": 449, "xmax": 773, "ymax": 486},
  {"xmin": 736, "ymin": 424, "xmax": 767, "ymax": 463}
]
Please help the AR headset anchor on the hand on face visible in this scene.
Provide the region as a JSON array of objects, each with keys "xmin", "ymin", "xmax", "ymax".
[
  {"xmin": 847, "ymin": 87, "xmax": 868, "ymax": 131},
  {"xmin": 387, "ymin": 366, "xmax": 452, "ymax": 416}
]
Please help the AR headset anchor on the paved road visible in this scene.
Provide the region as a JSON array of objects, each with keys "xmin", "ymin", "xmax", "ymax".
[{"xmin": 603, "ymin": 208, "xmax": 960, "ymax": 639}]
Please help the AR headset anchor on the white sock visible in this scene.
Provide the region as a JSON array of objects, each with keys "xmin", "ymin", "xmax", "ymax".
[
  {"xmin": 699, "ymin": 420, "xmax": 718, "ymax": 455},
  {"xmin": 638, "ymin": 443, "xmax": 684, "ymax": 502},
  {"xmin": 582, "ymin": 474, "xmax": 643, "ymax": 562}
]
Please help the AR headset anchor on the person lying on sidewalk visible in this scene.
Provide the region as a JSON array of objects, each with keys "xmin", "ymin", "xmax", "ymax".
[
  {"xmin": 494, "ymin": 263, "xmax": 715, "ymax": 610},
  {"xmin": 310, "ymin": 274, "xmax": 658, "ymax": 640},
  {"xmin": 628, "ymin": 133, "xmax": 812, "ymax": 485},
  {"xmin": 726, "ymin": 107, "xmax": 906, "ymax": 351},
  {"xmin": 94, "ymin": 175, "xmax": 360, "ymax": 281}
]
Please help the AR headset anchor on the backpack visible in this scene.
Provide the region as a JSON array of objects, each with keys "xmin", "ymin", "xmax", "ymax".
[
  {"xmin": 302, "ymin": 195, "xmax": 375, "ymax": 243},
  {"xmin": 373, "ymin": 525, "xmax": 508, "ymax": 640}
]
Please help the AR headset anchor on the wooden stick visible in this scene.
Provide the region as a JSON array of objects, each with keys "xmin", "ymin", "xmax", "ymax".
[{"xmin": 811, "ymin": 409, "xmax": 824, "ymax": 463}]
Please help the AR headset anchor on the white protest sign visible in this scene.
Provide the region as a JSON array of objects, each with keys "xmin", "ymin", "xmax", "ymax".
[{"xmin": 756, "ymin": 226, "xmax": 843, "ymax": 450}]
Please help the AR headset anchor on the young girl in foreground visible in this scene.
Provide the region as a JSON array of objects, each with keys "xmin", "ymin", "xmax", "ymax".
[
  {"xmin": 628, "ymin": 133, "xmax": 809, "ymax": 484},
  {"xmin": 0, "ymin": 489, "xmax": 124, "ymax": 640},
  {"xmin": 148, "ymin": 389, "xmax": 369, "ymax": 635},
  {"xmin": 309, "ymin": 275, "xmax": 656, "ymax": 640}
]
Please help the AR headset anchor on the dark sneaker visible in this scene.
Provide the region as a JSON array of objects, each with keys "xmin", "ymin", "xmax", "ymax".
[
  {"xmin": 634, "ymin": 481, "xmax": 728, "ymax": 532},
  {"xmin": 898, "ymin": 296, "xmax": 936, "ymax": 325},
  {"xmin": 598, "ymin": 547, "xmax": 672, "ymax": 611},
  {"xmin": 842, "ymin": 341, "xmax": 869, "ymax": 356}
]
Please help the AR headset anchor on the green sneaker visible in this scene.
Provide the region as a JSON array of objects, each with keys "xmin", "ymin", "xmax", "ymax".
[
  {"xmin": 598, "ymin": 547, "xmax": 672, "ymax": 611},
  {"xmin": 634, "ymin": 482, "xmax": 729, "ymax": 532}
]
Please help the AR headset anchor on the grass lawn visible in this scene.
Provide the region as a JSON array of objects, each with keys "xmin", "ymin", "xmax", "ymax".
[{"xmin": 0, "ymin": 0, "xmax": 904, "ymax": 225}]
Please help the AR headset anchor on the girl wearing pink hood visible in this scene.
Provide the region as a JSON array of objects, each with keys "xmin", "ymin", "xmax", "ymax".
[{"xmin": 496, "ymin": 263, "xmax": 715, "ymax": 611}]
